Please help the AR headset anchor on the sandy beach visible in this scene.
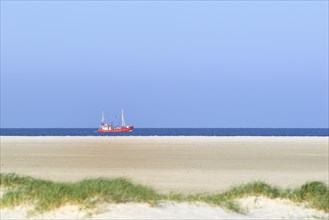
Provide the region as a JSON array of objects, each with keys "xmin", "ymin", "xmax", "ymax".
[
  {"xmin": 1, "ymin": 136, "xmax": 328, "ymax": 219},
  {"xmin": 1, "ymin": 136, "xmax": 328, "ymax": 193},
  {"xmin": 1, "ymin": 199, "xmax": 328, "ymax": 219}
]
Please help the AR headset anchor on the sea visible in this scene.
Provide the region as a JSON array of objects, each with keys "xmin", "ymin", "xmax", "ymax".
[{"xmin": 0, "ymin": 128, "xmax": 328, "ymax": 136}]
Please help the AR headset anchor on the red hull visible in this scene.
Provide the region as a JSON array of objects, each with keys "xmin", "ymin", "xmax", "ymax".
[{"xmin": 98, "ymin": 126, "xmax": 134, "ymax": 133}]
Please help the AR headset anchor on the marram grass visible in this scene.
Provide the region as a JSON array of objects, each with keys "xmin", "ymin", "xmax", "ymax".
[{"xmin": 0, "ymin": 173, "xmax": 328, "ymax": 214}]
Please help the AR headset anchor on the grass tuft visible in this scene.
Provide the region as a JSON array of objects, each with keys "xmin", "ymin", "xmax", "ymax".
[
  {"xmin": 0, "ymin": 173, "xmax": 328, "ymax": 214},
  {"xmin": 284, "ymin": 181, "xmax": 329, "ymax": 212},
  {"xmin": 0, "ymin": 173, "xmax": 159, "ymax": 213}
]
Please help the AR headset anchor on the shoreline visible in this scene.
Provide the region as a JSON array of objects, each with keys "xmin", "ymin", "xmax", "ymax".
[{"xmin": 2, "ymin": 135, "xmax": 328, "ymax": 139}]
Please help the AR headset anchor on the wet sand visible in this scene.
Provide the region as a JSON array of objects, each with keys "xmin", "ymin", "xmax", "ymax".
[{"xmin": 0, "ymin": 136, "xmax": 328, "ymax": 193}]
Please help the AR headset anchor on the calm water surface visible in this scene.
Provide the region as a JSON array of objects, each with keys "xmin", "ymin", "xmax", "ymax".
[{"xmin": 1, "ymin": 128, "xmax": 328, "ymax": 136}]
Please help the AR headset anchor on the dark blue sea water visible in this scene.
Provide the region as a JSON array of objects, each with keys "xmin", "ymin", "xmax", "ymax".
[{"xmin": 0, "ymin": 128, "xmax": 328, "ymax": 136}]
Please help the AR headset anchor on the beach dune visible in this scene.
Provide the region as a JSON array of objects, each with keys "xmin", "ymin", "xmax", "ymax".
[{"xmin": 1, "ymin": 136, "xmax": 327, "ymax": 193}]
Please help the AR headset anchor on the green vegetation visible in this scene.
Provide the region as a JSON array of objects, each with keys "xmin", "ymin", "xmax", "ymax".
[
  {"xmin": 284, "ymin": 181, "xmax": 329, "ymax": 212},
  {"xmin": 1, "ymin": 173, "xmax": 328, "ymax": 214},
  {"xmin": 0, "ymin": 173, "xmax": 160, "ymax": 212}
]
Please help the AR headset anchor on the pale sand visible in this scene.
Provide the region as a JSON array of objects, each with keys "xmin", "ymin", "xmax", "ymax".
[
  {"xmin": 1, "ymin": 196, "xmax": 328, "ymax": 219},
  {"xmin": 1, "ymin": 189, "xmax": 328, "ymax": 219},
  {"xmin": 0, "ymin": 136, "xmax": 328, "ymax": 193},
  {"xmin": 1, "ymin": 136, "xmax": 328, "ymax": 219}
]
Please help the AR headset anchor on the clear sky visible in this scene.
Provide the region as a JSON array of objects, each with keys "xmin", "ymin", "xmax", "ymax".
[{"xmin": 1, "ymin": 1, "xmax": 328, "ymax": 128}]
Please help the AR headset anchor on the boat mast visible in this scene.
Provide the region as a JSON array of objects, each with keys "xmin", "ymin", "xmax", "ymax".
[
  {"xmin": 121, "ymin": 109, "xmax": 126, "ymax": 127},
  {"xmin": 101, "ymin": 112, "xmax": 104, "ymax": 125}
]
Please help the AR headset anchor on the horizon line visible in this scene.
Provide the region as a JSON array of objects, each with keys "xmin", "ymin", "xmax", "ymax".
[{"xmin": 1, "ymin": 127, "xmax": 328, "ymax": 129}]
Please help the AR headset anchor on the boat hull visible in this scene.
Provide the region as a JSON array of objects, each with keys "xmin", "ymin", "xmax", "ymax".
[{"xmin": 98, "ymin": 126, "xmax": 134, "ymax": 133}]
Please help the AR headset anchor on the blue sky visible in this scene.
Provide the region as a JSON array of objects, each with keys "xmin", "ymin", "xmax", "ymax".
[{"xmin": 1, "ymin": 1, "xmax": 328, "ymax": 128}]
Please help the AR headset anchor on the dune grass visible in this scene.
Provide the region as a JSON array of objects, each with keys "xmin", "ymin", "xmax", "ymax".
[{"xmin": 0, "ymin": 173, "xmax": 328, "ymax": 214}]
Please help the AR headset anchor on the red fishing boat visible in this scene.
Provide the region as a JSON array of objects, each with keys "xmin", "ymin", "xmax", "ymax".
[{"xmin": 98, "ymin": 110, "xmax": 134, "ymax": 133}]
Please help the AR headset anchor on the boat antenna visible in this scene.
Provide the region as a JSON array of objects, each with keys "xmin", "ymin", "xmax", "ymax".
[{"xmin": 121, "ymin": 109, "xmax": 126, "ymax": 127}]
